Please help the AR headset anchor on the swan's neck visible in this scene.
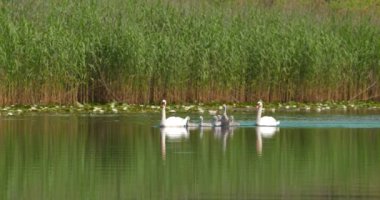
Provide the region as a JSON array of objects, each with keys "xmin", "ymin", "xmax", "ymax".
[
  {"xmin": 184, "ymin": 116, "xmax": 190, "ymax": 125},
  {"xmin": 161, "ymin": 106, "xmax": 166, "ymax": 123},
  {"xmin": 223, "ymin": 106, "xmax": 228, "ymax": 121},
  {"xmin": 257, "ymin": 106, "xmax": 262, "ymax": 123}
]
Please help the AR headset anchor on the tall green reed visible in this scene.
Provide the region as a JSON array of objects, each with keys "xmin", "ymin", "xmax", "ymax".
[{"xmin": 0, "ymin": 0, "xmax": 379, "ymax": 105}]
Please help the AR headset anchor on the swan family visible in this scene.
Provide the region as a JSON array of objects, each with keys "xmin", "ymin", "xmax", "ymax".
[{"xmin": 160, "ymin": 99, "xmax": 280, "ymax": 127}]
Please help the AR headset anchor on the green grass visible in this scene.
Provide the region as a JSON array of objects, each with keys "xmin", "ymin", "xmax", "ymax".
[{"xmin": 0, "ymin": 0, "xmax": 379, "ymax": 105}]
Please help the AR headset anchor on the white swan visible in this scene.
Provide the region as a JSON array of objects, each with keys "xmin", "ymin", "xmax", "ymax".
[
  {"xmin": 256, "ymin": 100, "xmax": 280, "ymax": 126},
  {"xmin": 160, "ymin": 100, "xmax": 190, "ymax": 127}
]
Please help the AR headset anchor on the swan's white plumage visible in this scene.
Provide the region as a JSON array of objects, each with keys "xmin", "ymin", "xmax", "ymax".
[
  {"xmin": 256, "ymin": 100, "xmax": 280, "ymax": 127},
  {"xmin": 160, "ymin": 100, "xmax": 189, "ymax": 127},
  {"xmin": 212, "ymin": 116, "xmax": 221, "ymax": 127},
  {"xmin": 163, "ymin": 116, "xmax": 189, "ymax": 127},
  {"xmin": 258, "ymin": 116, "xmax": 279, "ymax": 126}
]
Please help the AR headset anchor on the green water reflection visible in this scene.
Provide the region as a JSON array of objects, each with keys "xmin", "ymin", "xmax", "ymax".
[{"xmin": 0, "ymin": 113, "xmax": 379, "ymax": 199}]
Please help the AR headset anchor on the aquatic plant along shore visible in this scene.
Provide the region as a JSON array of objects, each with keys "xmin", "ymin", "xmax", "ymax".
[
  {"xmin": 1, "ymin": 0, "xmax": 380, "ymax": 105},
  {"xmin": 0, "ymin": 101, "xmax": 379, "ymax": 116}
]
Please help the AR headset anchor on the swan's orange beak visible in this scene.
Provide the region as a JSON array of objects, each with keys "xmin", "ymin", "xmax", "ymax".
[{"xmin": 256, "ymin": 105, "xmax": 259, "ymax": 109}]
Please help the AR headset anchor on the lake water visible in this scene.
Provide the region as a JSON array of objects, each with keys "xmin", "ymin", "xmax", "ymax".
[{"xmin": 0, "ymin": 111, "xmax": 379, "ymax": 199}]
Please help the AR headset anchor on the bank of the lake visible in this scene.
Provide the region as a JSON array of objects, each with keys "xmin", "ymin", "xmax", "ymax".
[{"xmin": 1, "ymin": 101, "xmax": 380, "ymax": 116}]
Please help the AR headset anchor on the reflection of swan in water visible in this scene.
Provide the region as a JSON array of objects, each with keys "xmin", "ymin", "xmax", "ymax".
[
  {"xmin": 160, "ymin": 127, "xmax": 189, "ymax": 160},
  {"xmin": 257, "ymin": 126, "xmax": 279, "ymax": 138},
  {"xmin": 256, "ymin": 126, "xmax": 279, "ymax": 155},
  {"xmin": 161, "ymin": 127, "xmax": 189, "ymax": 140},
  {"xmin": 213, "ymin": 126, "xmax": 236, "ymax": 152},
  {"xmin": 199, "ymin": 125, "xmax": 212, "ymax": 138},
  {"xmin": 198, "ymin": 126, "xmax": 237, "ymax": 152}
]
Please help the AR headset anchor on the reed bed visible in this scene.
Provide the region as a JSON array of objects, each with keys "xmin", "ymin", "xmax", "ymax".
[{"xmin": 0, "ymin": 0, "xmax": 379, "ymax": 105}]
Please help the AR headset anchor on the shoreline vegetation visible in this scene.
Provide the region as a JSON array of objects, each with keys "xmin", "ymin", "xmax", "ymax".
[
  {"xmin": 1, "ymin": 0, "xmax": 380, "ymax": 105},
  {"xmin": 1, "ymin": 101, "xmax": 380, "ymax": 115}
]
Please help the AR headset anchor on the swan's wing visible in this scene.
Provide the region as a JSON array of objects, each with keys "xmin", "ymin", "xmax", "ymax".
[
  {"xmin": 165, "ymin": 116, "xmax": 188, "ymax": 127},
  {"xmin": 259, "ymin": 116, "xmax": 279, "ymax": 126},
  {"xmin": 261, "ymin": 116, "xmax": 276, "ymax": 121},
  {"xmin": 221, "ymin": 115, "xmax": 230, "ymax": 127}
]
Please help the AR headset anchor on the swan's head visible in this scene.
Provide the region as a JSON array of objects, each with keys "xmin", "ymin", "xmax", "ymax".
[
  {"xmin": 256, "ymin": 100, "xmax": 263, "ymax": 109},
  {"xmin": 161, "ymin": 99, "xmax": 167, "ymax": 107},
  {"xmin": 200, "ymin": 116, "xmax": 203, "ymax": 121}
]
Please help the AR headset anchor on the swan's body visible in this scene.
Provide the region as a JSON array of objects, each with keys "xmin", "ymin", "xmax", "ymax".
[
  {"xmin": 200, "ymin": 116, "xmax": 213, "ymax": 127},
  {"xmin": 160, "ymin": 100, "xmax": 190, "ymax": 127},
  {"xmin": 220, "ymin": 104, "xmax": 230, "ymax": 127},
  {"xmin": 229, "ymin": 116, "xmax": 240, "ymax": 127},
  {"xmin": 212, "ymin": 116, "xmax": 222, "ymax": 127},
  {"xmin": 256, "ymin": 100, "xmax": 280, "ymax": 126},
  {"xmin": 162, "ymin": 116, "xmax": 190, "ymax": 127}
]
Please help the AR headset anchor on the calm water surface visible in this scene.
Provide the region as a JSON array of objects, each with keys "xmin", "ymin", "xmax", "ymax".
[{"xmin": 0, "ymin": 111, "xmax": 379, "ymax": 199}]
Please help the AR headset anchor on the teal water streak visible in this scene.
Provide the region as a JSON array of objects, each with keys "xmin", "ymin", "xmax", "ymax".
[{"xmin": 0, "ymin": 113, "xmax": 379, "ymax": 199}]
